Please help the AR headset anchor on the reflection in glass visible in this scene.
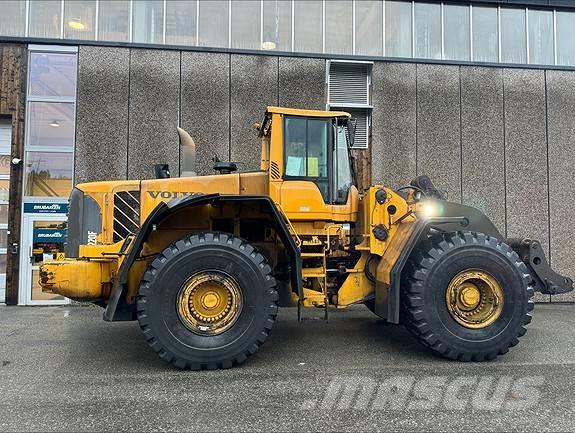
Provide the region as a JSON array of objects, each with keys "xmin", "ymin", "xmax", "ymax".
[
  {"xmin": 132, "ymin": 0, "xmax": 164, "ymax": 44},
  {"xmin": 294, "ymin": 0, "xmax": 322, "ymax": 53},
  {"xmin": 263, "ymin": 0, "xmax": 291, "ymax": 51},
  {"xmin": 166, "ymin": 0, "xmax": 197, "ymax": 46},
  {"xmin": 386, "ymin": 1, "xmax": 412, "ymax": 58},
  {"xmin": 414, "ymin": 2, "xmax": 441, "ymax": 59},
  {"xmin": 325, "ymin": 1, "xmax": 352, "ymax": 55},
  {"xmin": 0, "ymin": 229, "xmax": 6, "ymax": 249},
  {"xmin": 231, "ymin": 0, "xmax": 261, "ymax": 50},
  {"xmin": 472, "ymin": 7, "xmax": 498, "ymax": 62},
  {"xmin": 0, "ymin": 1, "xmax": 26, "ymax": 37},
  {"xmin": 501, "ymin": 8, "xmax": 526, "ymax": 64},
  {"xmin": 25, "ymin": 152, "xmax": 74, "ymax": 198},
  {"xmin": 444, "ymin": 5, "xmax": 470, "ymax": 61},
  {"xmin": 0, "ymin": 156, "xmax": 10, "ymax": 176},
  {"xmin": 529, "ymin": 10, "xmax": 554, "ymax": 65},
  {"xmin": 98, "ymin": 0, "xmax": 130, "ymax": 42},
  {"xmin": 29, "ymin": 53, "xmax": 77, "ymax": 98},
  {"xmin": 355, "ymin": 1, "xmax": 383, "ymax": 56},
  {"xmin": 199, "ymin": 0, "xmax": 229, "ymax": 48},
  {"xmin": 557, "ymin": 12, "xmax": 575, "ymax": 66},
  {"xmin": 28, "ymin": 103, "xmax": 75, "ymax": 149},
  {"xmin": 0, "ymin": 254, "xmax": 5, "ymax": 275},
  {"xmin": 64, "ymin": 0, "xmax": 96, "ymax": 40},
  {"xmin": 0, "ymin": 180, "xmax": 9, "ymax": 202},
  {"xmin": 29, "ymin": 0, "xmax": 62, "ymax": 38},
  {"xmin": 0, "ymin": 204, "xmax": 8, "ymax": 225}
]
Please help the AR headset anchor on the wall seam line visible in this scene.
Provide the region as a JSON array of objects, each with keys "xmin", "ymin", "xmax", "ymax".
[
  {"xmin": 544, "ymin": 69, "xmax": 552, "ymax": 302},
  {"xmin": 459, "ymin": 65, "xmax": 463, "ymax": 204},
  {"xmin": 178, "ymin": 50, "xmax": 182, "ymax": 175},
  {"xmin": 228, "ymin": 54, "xmax": 232, "ymax": 161},
  {"xmin": 415, "ymin": 63, "xmax": 418, "ymax": 176},
  {"xmin": 126, "ymin": 48, "xmax": 132, "ymax": 180},
  {"xmin": 501, "ymin": 68, "xmax": 507, "ymax": 239}
]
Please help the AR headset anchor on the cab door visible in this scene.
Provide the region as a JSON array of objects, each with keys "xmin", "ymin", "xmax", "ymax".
[{"xmin": 278, "ymin": 115, "xmax": 357, "ymax": 222}]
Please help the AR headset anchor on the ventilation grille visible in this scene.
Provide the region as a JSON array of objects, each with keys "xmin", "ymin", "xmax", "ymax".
[
  {"xmin": 270, "ymin": 161, "xmax": 281, "ymax": 179},
  {"xmin": 113, "ymin": 190, "xmax": 140, "ymax": 242},
  {"xmin": 328, "ymin": 62, "xmax": 370, "ymax": 105},
  {"xmin": 348, "ymin": 109, "xmax": 370, "ymax": 149}
]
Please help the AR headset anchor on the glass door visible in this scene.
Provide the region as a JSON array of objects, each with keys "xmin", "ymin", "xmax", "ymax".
[{"xmin": 20, "ymin": 213, "xmax": 69, "ymax": 305}]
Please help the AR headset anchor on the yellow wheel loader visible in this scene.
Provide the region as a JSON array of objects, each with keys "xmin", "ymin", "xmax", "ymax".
[{"xmin": 39, "ymin": 106, "xmax": 572, "ymax": 369}]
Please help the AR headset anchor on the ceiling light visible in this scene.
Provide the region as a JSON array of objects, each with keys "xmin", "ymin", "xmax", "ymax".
[
  {"xmin": 68, "ymin": 19, "xmax": 85, "ymax": 31},
  {"xmin": 262, "ymin": 41, "xmax": 276, "ymax": 50},
  {"xmin": 49, "ymin": 120, "xmax": 60, "ymax": 128}
]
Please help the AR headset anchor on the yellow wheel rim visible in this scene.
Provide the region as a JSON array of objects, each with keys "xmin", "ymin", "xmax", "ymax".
[
  {"xmin": 445, "ymin": 269, "xmax": 504, "ymax": 329},
  {"xmin": 177, "ymin": 272, "xmax": 242, "ymax": 336}
]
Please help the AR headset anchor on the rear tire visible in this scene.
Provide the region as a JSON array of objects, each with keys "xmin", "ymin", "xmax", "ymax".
[
  {"xmin": 401, "ymin": 231, "xmax": 534, "ymax": 361},
  {"xmin": 137, "ymin": 232, "xmax": 278, "ymax": 370}
]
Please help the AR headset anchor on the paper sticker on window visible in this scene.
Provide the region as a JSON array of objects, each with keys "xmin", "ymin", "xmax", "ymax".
[
  {"xmin": 307, "ymin": 157, "xmax": 319, "ymax": 177},
  {"xmin": 286, "ymin": 156, "xmax": 305, "ymax": 176}
]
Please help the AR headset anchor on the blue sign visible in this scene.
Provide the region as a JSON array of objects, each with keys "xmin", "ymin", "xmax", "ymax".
[
  {"xmin": 24, "ymin": 202, "xmax": 69, "ymax": 214},
  {"xmin": 33, "ymin": 228, "xmax": 67, "ymax": 243}
]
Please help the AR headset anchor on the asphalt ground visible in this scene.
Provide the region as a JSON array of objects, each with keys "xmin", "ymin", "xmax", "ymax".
[{"xmin": 0, "ymin": 303, "xmax": 574, "ymax": 432}]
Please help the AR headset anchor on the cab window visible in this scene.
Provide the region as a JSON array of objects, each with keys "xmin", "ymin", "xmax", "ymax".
[
  {"xmin": 334, "ymin": 125, "xmax": 353, "ymax": 204},
  {"xmin": 284, "ymin": 116, "xmax": 330, "ymax": 201}
]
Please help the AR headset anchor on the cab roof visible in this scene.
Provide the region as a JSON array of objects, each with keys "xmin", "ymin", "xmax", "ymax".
[{"xmin": 266, "ymin": 106, "xmax": 351, "ymax": 118}]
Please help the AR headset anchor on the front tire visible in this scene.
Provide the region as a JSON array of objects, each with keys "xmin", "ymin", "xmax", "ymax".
[
  {"xmin": 402, "ymin": 231, "xmax": 534, "ymax": 361},
  {"xmin": 137, "ymin": 232, "xmax": 278, "ymax": 370}
]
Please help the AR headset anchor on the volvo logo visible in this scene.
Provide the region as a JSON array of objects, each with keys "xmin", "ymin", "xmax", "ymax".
[{"xmin": 146, "ymin": 191, "xmax": 203, "ymax": 200}]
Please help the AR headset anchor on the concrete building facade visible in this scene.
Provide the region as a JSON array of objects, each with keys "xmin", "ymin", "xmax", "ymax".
[{"xmin": 1, "ymin": 0, "xmax": 575, "ymax": 304}]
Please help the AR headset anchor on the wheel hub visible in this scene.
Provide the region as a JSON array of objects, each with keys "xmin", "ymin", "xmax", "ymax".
[
  {"xmin": 177, "ymin": 272, "xmax": 242, "ymax": 335},
  {"xmin": 446, "ymin": 269, "xmax": 504, "ymax": 329}
]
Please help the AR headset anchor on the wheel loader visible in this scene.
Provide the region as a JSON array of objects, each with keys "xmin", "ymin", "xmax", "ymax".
[{"xmin": 39, "ymin": 106, "xmax": 572, "ymax": 369}]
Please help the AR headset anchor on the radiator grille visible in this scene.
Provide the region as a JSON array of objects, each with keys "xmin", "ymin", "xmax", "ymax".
[{"xmin": 113, "ymin": 190, "xmax": 140, "ymax": 242}]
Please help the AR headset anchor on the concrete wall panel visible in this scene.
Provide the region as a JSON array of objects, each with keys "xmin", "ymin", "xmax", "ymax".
[
  {"xmin": 460, "ymin": 66, "xmax": 505, "ymax": 233},
  {"xmin": 547, "ymin": 70, "xmax": 575, "ymax": 301},
  {"xmin": 503, "ymin": 69, "xmax": 550, "ymax": 302},
  {"xmin": 371, "ymin": 62, "xmax": 417, "ymax": 188},
  {"xmin": 278, "ymin": 57, "xmax": 325, "ymax": 110},
  {"xmin": 128, "ymin": 49, "xmax": 180, "ymax": 180},
  {"xmin": 230, "ymin": 55, "xmax": 278, "ymax": 170},
  {"xmin": 75, "ymin": 46, "xmax": 129, "ymax": 183},
  {"xmin": 416, "ymin": 64, "xmax": 462, "ymax": 202},
  {"xmin": 181, "ymin": 52, "xmax": 230, "ymax": 176}
]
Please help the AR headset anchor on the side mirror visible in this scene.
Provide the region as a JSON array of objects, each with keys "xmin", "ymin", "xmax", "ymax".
[
  {"xmin": 346, "ymin": 118, "xmax": 356, "ymax": 147},
  {"xmin": 154, "ymin": 164, "xmax": 170, "ymax": 179}
]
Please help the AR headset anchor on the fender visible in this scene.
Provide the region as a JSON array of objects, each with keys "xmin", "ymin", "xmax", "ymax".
[{"xmin": 103, "ymin": 193, "xmax": 302, "ymax": 321}]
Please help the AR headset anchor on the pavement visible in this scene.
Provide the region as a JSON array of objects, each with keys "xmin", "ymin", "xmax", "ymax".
[{"xmin": 0, "ymin": 303, "xmax": 574, "ymax": 432}]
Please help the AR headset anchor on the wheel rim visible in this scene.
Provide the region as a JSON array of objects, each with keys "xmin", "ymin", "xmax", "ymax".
[
  {"xmin": 445, "ymin": 269, "xmax": 504, "ymax": 329},
  {"xmin": 176, "ymin": 271, "xmax": 243, "ymax": 336}
]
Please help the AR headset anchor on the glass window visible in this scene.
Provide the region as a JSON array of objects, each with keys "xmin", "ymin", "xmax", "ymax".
[
  {"xmin": 0, "ymin": 229, "xmax": 6, "ymax": 249},
  {"xmin": 64, "ymin": 0, "xmax": 96, "ymax": 40},
  {"xmin": 29, "ymin": 52, "xmax": 77, "ymax": 98},
  {"xmin": 98, "ymin": 0, "xmax": 130, "ymax": 42},
  {"xmin": 386, "ymin": 1, "xmax": 412, "ymax": 58},
  {"xmin": 27, "ymin": 103, "xmax": 75, "ymax": 149},
  {"xmin": 29, "ymin": 0, "xmax": 62, "ymax": 38},
  {"xmin": 501, "ymin": 8, "xmax": 526, "ymax": 64},
  {"xmin": 355, "ymin": 1, "xmax": 383, "ymax": 56},
  {"xmin": 472, "ymin": 6, "xmax": 498, "ymax": 62},
  {"xmin": 294, "ymin": 0, "xmax": 323, "ymax": 53},
  {"xmin": 0, "ymin": 156, "xmax": 11, "ymax": 176},
  {"xmin": 528, "ymin": 10, "xmax": 553, "ymax": 65},
  {"xmin": 132, "ymin": 0, "xmax": 164, "ymax": 44},
  {"xmin": 0, "ymin": 254, "xmax": 5, "ymax": 275},
  {"xmin": 263, "ymin": 0, "xmax": 291, "ymax": 51},
  {"xmin": 557, "ymin": 12, "xmax": 575, "ymax": 66},
  {"xmin": 25, "ymin": 152, "xmax": 74, "ymax": 198},
  {"xmin": 0, "ymin": 180, "xmax": 9, "ymax": 202},
  {"xmin": 284, "ymin": 117, "xmax": 328, "ymax": 178},
  {"xmin": 166, "ymin": 0, "xmax": 197, "ymax": 46},
  {"xmin": 0, "ymin": 1, "xmax": 26, "ymax": 36},
  {"xmin": 325, "ymin": 0, "xmax": 352, "ymax": 55},
  {"xmin": 444, "ymin": 5, "xmax": 470, "ymax": 61},
  {"xmin": 335, "ymin": 125, "xmax": 352, "ymax": 204},
  {"xmin": 199, "ymin": 0, "xmax": 229, "ymax": 47},
  {"xmin": 231, "ymin": 0, "xmax": 261, "ymax": 50},
  {"xmin": 0, "ymin": 204, "xmax": 8, "ymax": 225},
  {"xmin": 414, "ymin": 2, "xmax": 441, "ymax": 59}
]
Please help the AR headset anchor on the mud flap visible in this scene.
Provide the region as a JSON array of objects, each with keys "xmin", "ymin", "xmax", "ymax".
[{"xmin": 507, "ymin": 238, "xmax": 574, "ymax": 295}]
